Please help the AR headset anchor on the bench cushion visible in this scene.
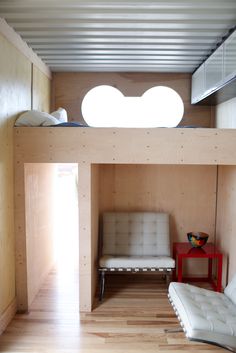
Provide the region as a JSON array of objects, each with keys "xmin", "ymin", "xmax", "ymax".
[
  {"xmin": 99, "ymin": 255, "xmax": 175, "ymax": 269},
  {"xmin": 102, "ymin": 212, "xmax": 170, "ymax": 256},
  {"xmin": 169, "ymin": 282, "xmax": 236, "ymax": 349}
]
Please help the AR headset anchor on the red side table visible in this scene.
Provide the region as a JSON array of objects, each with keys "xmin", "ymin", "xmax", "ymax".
[{"xmin": 173, "ymin": 242, "xmax": 223, "ymax": 292}]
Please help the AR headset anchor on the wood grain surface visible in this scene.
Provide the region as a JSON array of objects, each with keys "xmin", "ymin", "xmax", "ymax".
[{"xmin": 0, "ymin": 269, "xmax": 224, "ymax": 352}]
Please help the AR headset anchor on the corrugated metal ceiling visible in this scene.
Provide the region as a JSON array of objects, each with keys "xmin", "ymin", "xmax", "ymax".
[{"xmin": 0, "ymin": 0, "xmax": 236, "ymax": 73}]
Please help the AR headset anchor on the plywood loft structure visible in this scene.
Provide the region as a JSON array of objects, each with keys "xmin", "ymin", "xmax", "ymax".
[
  {"xmin": 14, "ymin": 127, "xmax": 236, "ymax": 312},
  {"xmin": 2, "ymin": 4, "xmax": 236, "ymax": 346}
]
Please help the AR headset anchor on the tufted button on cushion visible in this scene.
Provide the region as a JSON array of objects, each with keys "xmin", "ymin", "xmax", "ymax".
[
  {"xmin": 102, "ymin": 212, "xmax": 170, "ymax": 256},
  {"xmin": 168, "ymin": 282, "xmax": 236, "ymax": 350}
]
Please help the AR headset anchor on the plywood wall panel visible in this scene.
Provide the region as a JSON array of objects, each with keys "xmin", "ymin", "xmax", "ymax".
[
  {"xmin": 216, "ymin": 166, "xmax": 236, "ymax": 286},
  {"xmin": 14, "ymin": 127, "xmax": 236, "ymax": 165},
  {"xmin": 14, "ymin": 163, "xmax": 28, "ymax": 312},
  {"xmin": 0, "ymin": 32, "xmax": 31, "ymax": 318},
  {"xmin": 32, "ymin": 65, "xmax": 51, "ymax": 112},
  {"xmin": 78, "ymin": 164, "xmax": 92, "ymax": 311},
  {"xmin": 91, "ymin": 165, "xmax": 100, "ymax": 306},
  {"xmin": 52, "ymin": 72, "xmax": 214, "ymax": 127},
  {"xmin": 0, "ymin": 24, "xmax": 51, "ymax": 319},
  {"xmin": 0, "ymin": 18, "xmax": 50, "ymax": 79},
  {"xmin": 25, "ymin": 163, "xmax": 56, "ymax": 306},
  {"xmin": 99, "ymin": 164, "xmax": 217, "ymax": 276}
]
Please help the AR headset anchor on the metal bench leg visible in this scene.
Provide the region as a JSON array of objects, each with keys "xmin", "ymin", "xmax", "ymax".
[
  {"xmin": 166, "ymin": 273, "xmax": 170, "ymax": 286},
  {"xmin": 99, "ymin": 271, "xmax": 105, "ymax": 301}
]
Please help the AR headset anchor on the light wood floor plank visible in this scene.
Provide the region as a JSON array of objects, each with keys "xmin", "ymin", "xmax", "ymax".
[{"xmin": 0, "ymin": 271, "xmax": 224, "ymax": 352}]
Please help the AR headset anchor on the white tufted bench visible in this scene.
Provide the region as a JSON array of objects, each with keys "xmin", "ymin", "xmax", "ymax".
[
  {"xmin": 98, "ymin": 212, "xmax": 175, "ymax": 301},
  {"xmin": 168, "ymin": 276, "xmax": 236, "ymax": 352}
]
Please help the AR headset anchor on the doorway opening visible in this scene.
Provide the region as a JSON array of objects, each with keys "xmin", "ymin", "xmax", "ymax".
[
  {"xmin": 53, "ymin": 163, "xmax": 79, "ymax": 313},
  {"xmin": 25, "ymin": 163, "xmax": 79, "ymax": 313},
  {"xmin": 54, "ymin": 163, "xmax": 79, "ymax": 273}
]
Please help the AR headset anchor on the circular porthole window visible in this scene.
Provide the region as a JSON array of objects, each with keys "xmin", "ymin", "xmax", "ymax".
[{"xmin": 81, "ymin": 85, "xmax": 184, "ymax": 127}]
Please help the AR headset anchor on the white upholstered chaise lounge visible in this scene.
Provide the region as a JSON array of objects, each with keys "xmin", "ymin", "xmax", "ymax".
[
  {"xmin": 168, "ymin": 275, "xmax": 236, "ymax": 352},
  {"xmin": 98, "ymin": 212, "xmax": 175, "ymax": 301}
]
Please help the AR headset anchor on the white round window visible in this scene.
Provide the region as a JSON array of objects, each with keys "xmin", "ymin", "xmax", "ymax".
[{"xmin": 81, "ymin": 85, "xmax": 184, "ymax": 128}]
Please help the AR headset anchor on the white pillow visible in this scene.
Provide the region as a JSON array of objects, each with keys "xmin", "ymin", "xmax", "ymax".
[
  {"xmin": 15, "ymin": 110, "xmax": 60, "ymax": 126},
  {"xmin": 51, "ymin": 107, "xmax": 68, "ymax": 123}
]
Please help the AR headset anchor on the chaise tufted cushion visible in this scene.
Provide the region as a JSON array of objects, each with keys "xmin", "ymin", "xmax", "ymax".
[
  {"xmin": 102, "ymin": 212, "xmax": 170, "ymax": 256},
  {"xmin": 168, "ymin": 282, "xmax": 236, "ymax": 350}
]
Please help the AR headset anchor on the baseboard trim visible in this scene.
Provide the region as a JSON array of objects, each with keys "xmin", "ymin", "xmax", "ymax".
[{"xmin": 0, "ymin": 298, "xmax": 17, "ymax": 335}]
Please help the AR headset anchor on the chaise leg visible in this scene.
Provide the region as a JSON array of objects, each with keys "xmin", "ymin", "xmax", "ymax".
[{"xmin": 99, "ymin": 271, "xmax": 105, "ymax": 301}]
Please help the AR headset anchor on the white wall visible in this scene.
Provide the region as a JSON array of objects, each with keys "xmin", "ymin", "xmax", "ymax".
[
  {"xmin": 216, "ymin": 166, "xmax": 236, "ymax": 286},
  {"xmin": 216, "ymin": 97, "xmax": 236, "ymax": 128},
  {"xmin": 215, "ymin": 96, "xmax": 236, "ymax": 286}
]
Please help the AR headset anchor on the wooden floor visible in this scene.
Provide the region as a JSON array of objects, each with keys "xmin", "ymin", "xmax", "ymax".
[{"xmin": 0, "ymin": 271, "xmax": 225, "ymax": 353}]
